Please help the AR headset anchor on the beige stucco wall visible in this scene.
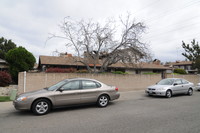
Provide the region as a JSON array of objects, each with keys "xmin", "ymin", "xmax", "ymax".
[
  {"xmin": 18, "ymin": 72, "xmax": 163, "ymax": 94},
  {"xmin": 17, "ymin": 72, "xmax": 200, "ymax": 94}
]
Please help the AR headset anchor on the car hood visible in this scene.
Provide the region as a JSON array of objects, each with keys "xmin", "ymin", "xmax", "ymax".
[
  {"xmin": 18, "ymin": 89, "xmax": 49, "ymax": 97},
  {"xmin": 148, "ymin": 85, "xmax": 172, "ymax": 89}
]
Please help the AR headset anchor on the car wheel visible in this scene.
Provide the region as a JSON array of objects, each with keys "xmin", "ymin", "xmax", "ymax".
[
  {"xmin": 187, "ymin": 88, "xmax": 193, "ymax": 96},
  {"xmin": 97, "ymin": 95, "xmax": 109, "ymax": 107},
  {"xmin": 166, "ymin": 90, "xmax": 172, "ymax": 98},
  {"xmin": 32, "ymin": 99, "xmax": 51, "ymax": 115}
]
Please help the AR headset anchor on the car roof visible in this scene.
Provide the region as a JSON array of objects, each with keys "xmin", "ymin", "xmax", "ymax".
[
  {"xmin": 164, "ymin": 78, "xmax": 183, "ymax": 80},
  {"xmin": 65, "ymin": 78, "xmax": 99, "ymax": 82},
  {"xmin": 163, "ymin": 78, "xmax": 190, "ymax": 82}
]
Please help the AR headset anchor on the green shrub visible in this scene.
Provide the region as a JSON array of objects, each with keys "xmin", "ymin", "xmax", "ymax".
[
  {"xmin": 143, "ymin": 72, "xmax": 159, "ymax": 75},
  {"xmin": 174, "ymin": 68, "xmax": 187, "ymax": 74},
  {"xmin": 77, "ymin": 69, "xmax": 88, "ymax": 73},
  {"xmin": 112, "ymin": 71, "xmax": 128, "ymax": 74}
]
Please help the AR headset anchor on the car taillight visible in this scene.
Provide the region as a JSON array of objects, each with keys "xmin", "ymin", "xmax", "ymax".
[{"xmin": 115, "ymin": 87, "xmax": 118, "ymax": 91}]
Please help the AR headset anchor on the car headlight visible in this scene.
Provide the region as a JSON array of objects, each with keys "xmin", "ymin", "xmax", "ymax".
[{"xmin": 16, "ymin": 96, "xmax": 27, "ymax": 101}]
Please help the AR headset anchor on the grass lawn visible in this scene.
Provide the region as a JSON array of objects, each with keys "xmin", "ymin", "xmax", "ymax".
[{"xmin": 0, "ymin": 96, "xmax": 11, "ymax": 102}]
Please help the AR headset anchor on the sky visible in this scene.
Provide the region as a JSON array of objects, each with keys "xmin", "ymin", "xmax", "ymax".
[{"xmin": 1, "ymin": 0, "xmax": 200, "ymax": 63}]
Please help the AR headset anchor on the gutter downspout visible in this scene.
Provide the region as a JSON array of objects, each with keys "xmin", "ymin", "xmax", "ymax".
[{"xmin": 23, "ymin": 71, "xmax": 26, "ymax": 93}]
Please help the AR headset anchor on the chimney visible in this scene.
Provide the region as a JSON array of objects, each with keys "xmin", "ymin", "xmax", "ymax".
[
  {"xmin": 60, "ymin": 52, "xmax": 72, "ymax": 58},
  {"xmin": 66, "ymin": 54, "xmax": 72, "ymax": 57},
  {"xmin": 153, "ymin": 59, "xmax": 161, "ymax": 65}
]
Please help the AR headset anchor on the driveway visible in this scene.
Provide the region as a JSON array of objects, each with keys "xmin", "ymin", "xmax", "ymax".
[{"xmin": 0, "ymin": 90, "xmax": 200, "ymax": 133}]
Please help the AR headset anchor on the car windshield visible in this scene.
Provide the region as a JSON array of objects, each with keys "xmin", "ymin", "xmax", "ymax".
[
  {"xmin": 47, "ymin": 80, "xmax": 67, "ymax": 91},
  {"xmin": 157, "ymin": 79, "xmax": 174, "ymax": 85}
]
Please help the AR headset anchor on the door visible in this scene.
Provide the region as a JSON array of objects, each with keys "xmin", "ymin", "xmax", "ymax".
[
  {"xmin": 79, "ymin": 80, "xmax": 101, "ymax": 103},
  {"xmin": 54, "ymin": 80, "xmax": 81, "ymax": 106},
  {"xmin": 181, "ymin": 79, "xmax": 190, "ymax": 93},
  {"xmin": 172, "ymin": 79, "xmax": 184, "ymax": 94}
]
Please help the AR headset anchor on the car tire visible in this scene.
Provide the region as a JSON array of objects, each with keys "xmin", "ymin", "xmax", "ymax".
[
  {"xmin": 187, "ymin": 88, "xmax": 193, "ymax": 96},
  {"xmin": 166, "ymin": 90, "xmax": 172, "ymax": 98},
  {"xmin": 97, "ymin": 95, "xmax": 109, "ymax": 107},
  {"xmin": 32, "ymin": 99, "xmax": 51, "ymax": 115}
]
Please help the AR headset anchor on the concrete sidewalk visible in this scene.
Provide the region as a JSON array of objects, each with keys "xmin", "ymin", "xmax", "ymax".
[{"xmin": 0, "ymin": 101, "xmax": 15, "ymax": 114}]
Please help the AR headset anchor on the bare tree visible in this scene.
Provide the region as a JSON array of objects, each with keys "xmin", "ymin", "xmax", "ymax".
[{"xmin": 50, "ymin": 15, "xmax": 151, "ymax": 73}]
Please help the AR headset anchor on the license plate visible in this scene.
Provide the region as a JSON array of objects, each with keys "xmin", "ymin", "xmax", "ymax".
[{"xmin": 149, "ymin": 91, "xmax": 152, "ymax": 94}]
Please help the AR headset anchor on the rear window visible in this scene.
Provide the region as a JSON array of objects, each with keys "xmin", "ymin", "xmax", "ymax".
[
  {"xmin": 82, "ymin": 80, "xmax": 101, "ymax": 89},
  {"xmin": 182, "ymin": 79, "xmax": 189, "ymax": 84}
]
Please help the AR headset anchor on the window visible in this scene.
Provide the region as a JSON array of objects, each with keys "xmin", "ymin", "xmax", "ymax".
[
  {"xmin": 174, "ymin": 79, "xmax": 182, "ymax": 85},
  {"xmin": 82, "ymin": 80, "xmax": 100, "ymax": 89},
  {"xmin": 48, "ymin": 80, "xmax": 66, "ymax": 91},
  {"xmin": 62, "ymin": 81, "xmax": 80, "ymax": 90},
  {"xmin": 157, "ymin": 79, "xmax": 174, "ymax": 85},
  {"xmin": 187, "ymin": 66, "xmax": 191, "ymax": 70},
  {"xmin": 182, "ymin": 79, "xmax": 189, "ymax": 84},
  {"xmin": 96, "ymin": 82, "xmax": 101, "ymax": 88}
]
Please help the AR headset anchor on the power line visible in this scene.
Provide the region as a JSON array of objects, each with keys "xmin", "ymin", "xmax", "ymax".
[
  {"xmin": 144, "ymin": 31, "xmax": 200, "ymax": 45},
  {"xmin": 145, "ymin": 20, "xmax": 200, "ymax": 40},
  {"xmin": 130, "ymin": 0, "xmax": 200, "ymax": 42},
  {"xmin": 126, "ymin": 0, "xmax": 200, "ymax": 61},
  {"xmin": 141, "ymin": 0, "xmax": 200, "ymax": 25},
  {"xmin": 147, "ymin": 14, "xmax": 200, "ymax": 34},
  {"xmin": 133, "ymin": 0, "xmax": 161, "ymax": 15}
]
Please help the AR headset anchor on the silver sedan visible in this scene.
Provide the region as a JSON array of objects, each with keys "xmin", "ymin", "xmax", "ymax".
[
  {"xmin": 145, "ymin": 78, "xmax": 194, "ymax": 98},
  {"xmin": 196, "ymin": 83, "xmax": 200, "ymax": 91},
  {"xmin": 13, "ymin": 78, "xmax": 120, "ymax": 115}
]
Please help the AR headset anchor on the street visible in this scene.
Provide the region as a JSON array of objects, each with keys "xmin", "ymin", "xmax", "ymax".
[{"xmin": 0, "ymin": 90, "xmax": 200, "ymax": 133}]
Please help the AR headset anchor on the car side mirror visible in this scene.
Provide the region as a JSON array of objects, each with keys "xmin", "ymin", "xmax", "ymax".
[
  {"xmin": 173, "ymin": 83, "xmax": 178, "ymax": 86},
  {"xmin": 58, "ymin": 87, "xmax": 64, "ymax": 92}
]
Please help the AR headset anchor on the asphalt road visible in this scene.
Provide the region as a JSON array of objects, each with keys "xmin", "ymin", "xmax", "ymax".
[{"xmin": 0, "ymin": 90, "xmax": 200, "ymax": 133}]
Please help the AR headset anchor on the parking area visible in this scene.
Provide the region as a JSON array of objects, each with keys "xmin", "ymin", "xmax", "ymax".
[{"xmin": 0, "ymin": 90, "xmax": 200, "ymax": 133}]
